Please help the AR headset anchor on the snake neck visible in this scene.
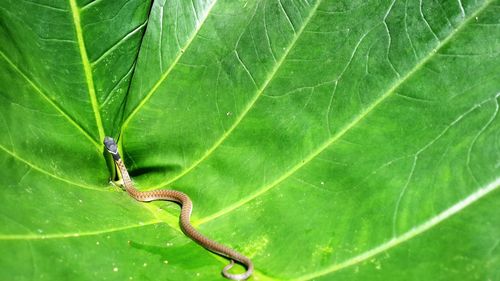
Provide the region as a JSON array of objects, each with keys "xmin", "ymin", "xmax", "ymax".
[{"xmin": 115, "ymin": 158, "xmax": 136, "ymax": 192}]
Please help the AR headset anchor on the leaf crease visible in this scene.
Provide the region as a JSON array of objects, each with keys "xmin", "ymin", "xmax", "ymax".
[{"xmin": 120, "ymin": 0, "xmax": 218, "ymax": 134}]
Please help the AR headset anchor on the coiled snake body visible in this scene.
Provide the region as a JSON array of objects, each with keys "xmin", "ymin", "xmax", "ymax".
[{"xmin": 104, "ymin": 137, "xmax": 253, "ymax": 280}]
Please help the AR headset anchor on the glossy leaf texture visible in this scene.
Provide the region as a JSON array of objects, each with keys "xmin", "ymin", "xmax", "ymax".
[{"xmin": 0, "ymin": 0, "xmax": 499, "ymax": 280}]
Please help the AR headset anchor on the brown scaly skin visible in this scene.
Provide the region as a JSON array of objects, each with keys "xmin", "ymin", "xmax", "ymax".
[{"xmin": 104, "ymin": 137, "xmax": 253, "ymax": 280}]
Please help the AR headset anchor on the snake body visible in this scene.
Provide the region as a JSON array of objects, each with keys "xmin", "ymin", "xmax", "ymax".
[{"xmin": 103, "ymin": 137, "xmax": 253, "ymax": 280}]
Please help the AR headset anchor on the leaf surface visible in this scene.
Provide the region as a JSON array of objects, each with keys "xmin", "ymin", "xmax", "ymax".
[{"xmin": 0, "ymin": 0, "xmax": 499, "ymax": 280}]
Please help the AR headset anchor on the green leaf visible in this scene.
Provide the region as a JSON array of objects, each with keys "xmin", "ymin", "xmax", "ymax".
[{"xmin": 1, "ymin": 0, "xmax": 499, "ymax": 280}]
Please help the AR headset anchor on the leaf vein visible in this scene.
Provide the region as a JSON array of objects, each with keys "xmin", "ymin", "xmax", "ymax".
[
  {"xmin": 69, "ymin": 0, "xmax": 106, "ymax": 142},
  {"xmin": 293, "ymin": 177, "xmax": 500, "ymax": 281},
  {"xmin": 0, "ymin": 51, "xmax": 100, "ymax": 148},
  {"xmin": 0, "ymin": 220, "xmax": 161, "ymax": 240},
  {"xmin": 0, "ymin": 143, "xmax": 105, "ymax": 192},
  {"xmin": 91, "ymin": 21, "xmax": 147, "ymax": 66},
  {"xmin": 195, "ymin": 0, "xmax": 494, "ymax": 224},
  {"xmin": 120, "ymin": 0, "xmax": 218, "ymax": 134},
  {"xmin": 150, "ymin": 0, "xmax": 325, "ymax": 189},
  {"xmin": 100, "ymin": 60, "xmax": 137, "ymax": 109}
]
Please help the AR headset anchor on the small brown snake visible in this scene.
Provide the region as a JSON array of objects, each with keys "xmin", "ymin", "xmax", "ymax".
[{"xmin": 104, "ymin": 137, "xmax": 253, "ymax": 280}]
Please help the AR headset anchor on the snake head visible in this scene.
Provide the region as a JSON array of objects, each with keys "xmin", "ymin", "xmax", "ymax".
[{"xmin": 103, "ymin": 136, "xmax": 118, "ymax": 155}]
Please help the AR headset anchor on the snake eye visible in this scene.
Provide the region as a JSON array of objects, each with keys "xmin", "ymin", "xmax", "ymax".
[{"xmin": 103, "ymin": 136, "xmax": 118, "ymax": 154}]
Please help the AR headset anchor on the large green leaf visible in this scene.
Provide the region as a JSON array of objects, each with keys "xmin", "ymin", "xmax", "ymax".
[{"xmin": 1, "ymin": 0, "xmax": 499, "ymax": 280}]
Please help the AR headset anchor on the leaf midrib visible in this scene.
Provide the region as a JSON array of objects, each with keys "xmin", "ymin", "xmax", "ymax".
[{"xmin": 69, "ymin": 0, "xmax": 105, "ymax": 143}]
